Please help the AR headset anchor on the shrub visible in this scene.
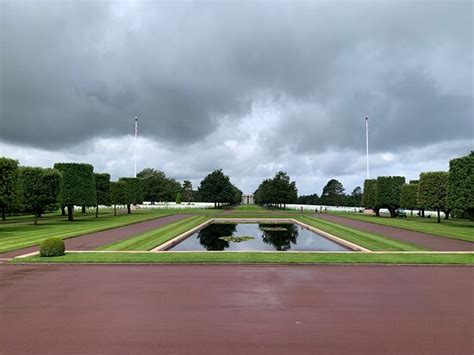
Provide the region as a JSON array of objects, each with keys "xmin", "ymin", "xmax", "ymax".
[{"xmin": 40, "ymin": 237, "xmax": 65, "ymax": 257}]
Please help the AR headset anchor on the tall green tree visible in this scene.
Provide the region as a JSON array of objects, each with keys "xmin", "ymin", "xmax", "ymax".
[
  {"xmin": 118, "ymin": 177, "xmax": 143, "ymax": 213},
  {"xmin": 94, "ymin": 173, "xmax": 111, "ymax": 218},
  {"xmin": 53, "ymin": 163, "xmax": 96, "ymax": 221},
  {"xmin": 447, "ymin": 153, "xmax": 474, "ymax": 220},
  {"xmin": 198, "ymin": 169, "xmax": 239, "ymax": 207},
  {"xmin": 418, "ymin": 171, "xmax": 449, "ymax": 223},
  {"xmin": 362, "ymin": 179, "xmax": 379, "ymax": 215},
  {"xmin": 271, "ymin": 171, "xmax": 298, "ymax": 208},
  {"xmin": 110, "ymin": 181, "xmax": 125, "ymax": 216},
  {"xmin": 0, "ymin": 157, "xmax": 19, "ymax": 220},
  {"xmin": 19, "ymin": 167, "xmax": 62, "ymax": 224},
  {"xmin": 233, "ymin": 185, "xmax": 243, "ymax": 205},
  {"xmin": 320, "ymin": 179, "xmax": 345, "ymax": 206},
  {"xmin": 375, "ymin": 176, "xmax": 405, "ymax": 218},
  {"xmin": 399, "ymin": 182, "xmax": 418, "ymax": 216},
  {"xmin": 176, "ymin": 192, "xmax": 182, "ymax": 204},
  {"xmin": 137, "ymin": 168, "xmax": 181, "ymax": 203},
  {"xmin": 182, "ymin": 180, "xmax": 193, "ymax": 204},
  {"xmin": 254, "ymin": 178, "xmax": 272, "ymax": 205},
  {"xmin": 254, "ymin": 171, "xmax": 297, "ymax": 208},
  {"xmin": 349, "ymin": 186, "xmax": 363, "ymax": 207}
]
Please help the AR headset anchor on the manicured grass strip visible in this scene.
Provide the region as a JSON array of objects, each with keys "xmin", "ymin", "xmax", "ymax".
[
  {"xmin": 0, "ymin": 211, "xmax": 65, "ymax": 224},
  {"xmin": 297, "ymin": 216, "xmax": 425, "ymax": 251},
  {"xmin": 219, "ymin": 213, "xmax": 302, "ymax": 219},
  {"xmin": 228, "ymin": 205, "xmax": 269, "ymax": 211},
  {"xmin": 98, "ymin": 216, "xmax": 209, "ymax": 251},
  {"xmin": 14, "ymin": 252, "xmax": 474, "ymax": 265},
  {"xmin": 0, "ymin": 210, "xmax": 176, "ymax": 253},
  {"xmin": 334, "ymin": 213, "xmax": 474, "ymax": 243}
]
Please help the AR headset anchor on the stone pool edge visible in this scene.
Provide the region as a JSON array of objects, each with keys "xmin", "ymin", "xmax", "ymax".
[{"xmin": 151, "ymin": 219, "xmax": 214, "ymax": 251}]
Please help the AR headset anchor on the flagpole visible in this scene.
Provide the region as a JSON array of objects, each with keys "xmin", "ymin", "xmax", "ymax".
[
  {"xmin": 365, "ymin": 116, "xmax": 369, "ymax": 180},
  {"xmin": 134, "ymin": 116, "xmax": 138, "ymax": 177}
]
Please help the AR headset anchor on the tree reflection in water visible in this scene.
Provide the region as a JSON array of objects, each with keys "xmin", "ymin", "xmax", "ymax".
[
  {"xmin": 197, "ymin": 223, "xmax": 237, "ymax": 250},
  {"xmin": 259, "ymin": 223, "xmax": 299, "ymax": 251}
]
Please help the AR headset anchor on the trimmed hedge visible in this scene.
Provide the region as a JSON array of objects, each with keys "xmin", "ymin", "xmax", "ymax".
[{"xmin": 40, "ymin": 237, "xmax": 65, "ymax": 257}]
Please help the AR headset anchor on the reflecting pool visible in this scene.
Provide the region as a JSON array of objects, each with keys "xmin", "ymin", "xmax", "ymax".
[{"xmin": 167, "ymin": 223, "xmax": 349, "ymax": 251}]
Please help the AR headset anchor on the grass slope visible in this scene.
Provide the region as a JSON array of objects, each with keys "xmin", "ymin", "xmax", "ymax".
[
  {"xmin": 98, "ymin": 215, "xmax": 209, "ymax": 251},
  {"xmin": 298, "ymin": 216, "xmax": 425, "ymax": 251},
  {"xmin": 15, "ymin": 252, "xmax": 473, "ymax": 265},
  {"xmin": 0, "ymin": 210, "xmax": 177, "ymax": 253},
  {"xmin": 335, "ymin": 213, "xmax": 474, "ymax": 242}
]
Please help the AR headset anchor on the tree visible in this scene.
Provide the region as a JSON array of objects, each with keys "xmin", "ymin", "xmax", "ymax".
[
  {"xmin": 198, "ymin": 169, "xmax": 239, "ymax": 207},
  {"xmin": 254, "ymin": 178, "xmax": 272, "ymax": 205},
  {"xmin": 232, "ymin": 185, "xmax": 243, "ymax": 205},
  {"xmin": 254, "ymin": 172, "xmax": 298, "ymax": 208},
  {"xmin": 54, "ymin": 163, "xmax": 96, "ymax": 221},
  {"xmin": 118, "ymin": 177, "xmax": 143, "ymax": 213},
  {"xmin": 182, "ymin": 180, "xmax": 193, "ymax": 204},
  {"xmin": 375, "ymin": 176, "xmax": 405, "ymax": 218},
  {"xmin": 0, "ymin": 157, "xmax": 19, "ymax": 220},
  {"xmin": 362, "ymin": 179, "xmax": 378, "ymax": 215},
  {"xmin": 447, "ymin": 153, "xmax": 474, "ymax": 220},
  {"xmin": 176, "ymin": 192, "xmax": 182, "ymax": 204},
  {"xmin": 297, "ymin": 193, "xmax": 320, "ymax": 205},
  {"xmin": 399, "ymin": 182, "xmax": 418, "ymax": 216},
  {"xmin": 272, "ymin": 171, "xmax": 298, "ymax": 208},
  {"xmin": 349, "ymin": 186, "xmax": 363, "ymax": 207},
  {"xmin": 137, "ymin": 168, "xmax": 181, "ymax": 203},
  {"xmin": 94, "ymin": 173, "xmax": 111, "ymax": 218},
  {"xmin": 110, "ymin": 181, "xmax": 125, "ymax": 216},
  {"xmin": 320, "ymin": 179, "xmax": 345, "ymax": 206},
  {"xmin": 19, "ymin": 167, "xmax": 62, "ymax": 224},
  {"xmin": 418, "ymin": 172, "xmax": 449, "ymax": 223}
]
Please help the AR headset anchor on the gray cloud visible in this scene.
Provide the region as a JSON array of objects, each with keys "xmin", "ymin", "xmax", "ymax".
[{"xmin": 0, "ymin": 0, "xmax": 472, "ymax": 194}]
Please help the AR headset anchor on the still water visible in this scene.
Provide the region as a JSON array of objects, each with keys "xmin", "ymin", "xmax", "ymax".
[{"xmin": 167, "ymin": 223, "xmax": 349, "ymax": 251}]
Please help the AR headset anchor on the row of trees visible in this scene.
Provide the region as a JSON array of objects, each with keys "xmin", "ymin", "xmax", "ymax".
[
  {"xmin": 0, "ymin": 157, "xmax": 243, "ymax": 222},
  {"xmin": 0, "ymin": 158, "xmax": 145, "ymax": 222},
  {"xmin": 297, "ymin": 180, "xmax": 363, "ymax": 207},
  {"xmin": 362, "ymin": 153, "xmax": 473, "ymax": 222},
  {"xmin": 254, "ymin": 171, "xmax": 298, "ymax": 207}
]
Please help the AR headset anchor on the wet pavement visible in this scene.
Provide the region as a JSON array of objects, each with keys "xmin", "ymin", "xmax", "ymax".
[{"xmin": 1, "ymin": 264, "xmax": 472, "ymax": 354}]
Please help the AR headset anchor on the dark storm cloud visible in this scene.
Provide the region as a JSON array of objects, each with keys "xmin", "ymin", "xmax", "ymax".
[{"xmin": 0, "ymin": 0, "xmax": 472, "ymax": 154}]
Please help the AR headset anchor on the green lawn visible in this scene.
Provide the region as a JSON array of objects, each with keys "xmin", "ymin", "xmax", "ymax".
[
  {"xmin": 0, "ymin": 209, "xmax": 179, "ymax": 253},
  {"xmin": 228, "ymin": 204, "xmax": 268, "ymax": 211},
  {"xmin": 14, "ymin": 251, "xmax": 473, "ymax": 265},
  {"xmin": 334, "ymin": 213, "xmax": 474, "ymax": 242},
  {"xmin": 98, "ymin": 215, "xmax": 209, "ymax": 251},
  {"xmin": 297, "ymin": 216, "xmax": 425, "ymax": 251},
  {"xmin": 0, "ymin": 210, "xmax": 82, "ymax": 224}
]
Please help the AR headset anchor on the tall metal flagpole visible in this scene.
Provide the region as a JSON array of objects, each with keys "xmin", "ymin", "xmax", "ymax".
[
  {"xmin": 365, "ymin": 117, "xmax": 370, "ymax": 180},
  {"xmin": 134, "ymin": 116, "xmax": 138, "ymax": 177}
]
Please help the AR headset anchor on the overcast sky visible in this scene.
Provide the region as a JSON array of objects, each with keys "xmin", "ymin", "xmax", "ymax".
[{"xmin": 0, "ymin": 0, "xmax": 472, "ymax": 195}]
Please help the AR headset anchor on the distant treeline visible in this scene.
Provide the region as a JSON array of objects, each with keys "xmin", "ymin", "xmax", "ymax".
[{"xmin": 297, "ymin": 180, "xmax": 363, "ymax": 207}]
